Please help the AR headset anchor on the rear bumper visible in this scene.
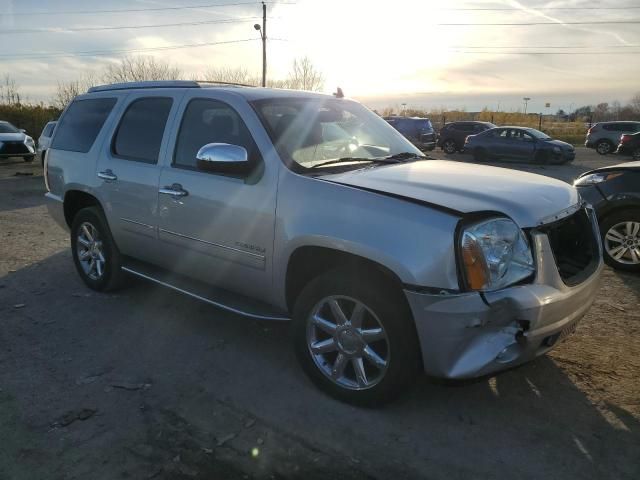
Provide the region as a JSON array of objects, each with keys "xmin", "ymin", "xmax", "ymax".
[
  {"xmin": 45, "ymin": 192, "xmax": 68, "ymax": 231},
  {"xmin": 405, "ymin": 210, "xmax": 603, "ymax": 379}
]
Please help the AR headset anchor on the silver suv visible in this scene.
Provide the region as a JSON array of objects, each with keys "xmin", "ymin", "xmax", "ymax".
[
  {"xmin": 585, "ymin": 121, "xmax": 640, "ymax": 155},
  {"xmin": 45, "ymin": 81, "xmax": 603, "ymax": 405}
]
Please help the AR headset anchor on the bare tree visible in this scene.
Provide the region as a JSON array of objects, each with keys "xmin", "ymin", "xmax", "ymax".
[
  {"xmin": 631, "ymin": 92, "xmax": 640, "ymax": 115},
  {"xmin": 286, "ymin": 56, "xmax": 324, "ymax": 91},
  {"xmin": 0, "ymin": 75, "xmax": 21, "ymax": 105},
  {"xmin": 54, "ymin": 74, "xmax": 98, "ymax": 109},
  {"xmin": 199, "ymin": 66, "xmax": 255, "ymax": 85},
  {"xmin": 102, "ymin": 56, "xmax": 181, "ymax": 83}
]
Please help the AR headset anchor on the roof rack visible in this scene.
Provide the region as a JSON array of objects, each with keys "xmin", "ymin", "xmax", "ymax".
[{"xmin": 87, "ymin": 79, "xmax": 256, "ymax": 93}]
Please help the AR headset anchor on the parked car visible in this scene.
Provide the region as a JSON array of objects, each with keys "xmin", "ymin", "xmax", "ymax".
[
  {"xmin": 37, "ymin": 121, "xmax": 57, "ymax": 166},
  {"xmin": 383, "ymin": 116, "xmax": 436, "ymax": 151},
  {"xmin": 585, "ymin": 121, "xmax": 640, "ymax": 155},
  {"xmin": 616, "ymin": 132, "xmax": 640, "ymax": 161},
  {"xmin": 0, "ymin": 121, "xmax": 36, "ymax": 162},
  {"xmin": 465, "ymin": 126, "xmax": 576, "ymax": 164},
  {"xmin": 45, "ymin": 81, "xmax": 602, "ymax": 405},
  {"xmin": 575, "ymin": 161, "xmax": 640, "ymax": 272},
  {"xmin": 437, "ymin": 121, "xmax": 495, "ymax": 154}
]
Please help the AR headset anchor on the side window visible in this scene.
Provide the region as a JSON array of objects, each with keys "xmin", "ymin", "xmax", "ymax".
[
  {"xmin": 112, "ymin": 97, "xmax": 173, "ymax": 163},
  {"xmin": 51, "ymin": 98, "xmax": 116, "ymax": 153},
  {"xmin": 173, "ymin": 98, "xmax": 259, "ymax": 170},
  {"xmin": 43, "ymin": 123, "xmax": 54, "ymax": 137}
]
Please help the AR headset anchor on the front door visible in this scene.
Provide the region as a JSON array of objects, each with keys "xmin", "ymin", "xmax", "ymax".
[
  {"xmin": 156, "ymin": 94, "xmax": 278, "ymax": 302},
  {"xmin": 95, "ymin": 92, "xmax": 181, "ymax": 264}
]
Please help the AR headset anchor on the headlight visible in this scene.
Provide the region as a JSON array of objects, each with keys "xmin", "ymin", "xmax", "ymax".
[
  {"xmin": 574, "ymin": 172, "xmax": 622, "ymax": 186},
  {"xmin": 459, "ymin": 217, "xmax": 534, "ymax": 291},
  {"xmin": 24, "ymin": 136, "xmax": 35, "ymax": 146},
  {"xmin": 553, "ymin": 146, "xmax": 561, "ymax": 154}
]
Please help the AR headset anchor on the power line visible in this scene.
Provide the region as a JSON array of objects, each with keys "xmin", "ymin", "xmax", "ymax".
[
  {"xmin": 0, "ymin": 38, "xmax": 260, "ymax": 60},
  {"xmin": 0, "ymin": 17, "xmax": 265, "ymax": 35},
  {"xmin": 5, "ymin": 1, "xmax": 296, "ymax": 16},
  {"xmin": 437, "ymin": 20, "xmax": 640, "ymax": 25}
]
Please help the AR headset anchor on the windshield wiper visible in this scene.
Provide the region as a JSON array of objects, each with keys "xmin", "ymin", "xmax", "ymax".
[
  {"xmin": 309, "ymin": 157, "xmax": 400, "ymax": 169},
  {"xmin": 309, "ymin": 152, "xmax": 426, "ymax": 169}
]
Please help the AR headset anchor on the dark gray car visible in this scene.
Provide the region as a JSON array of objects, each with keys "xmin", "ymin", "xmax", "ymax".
[
  {"xmin": 437, "ymin": 121, "xmax": 495, "ymax": 154},
  {"xmin": 465, "ymin": 126, "xmax": 576, "ymax": 164}
]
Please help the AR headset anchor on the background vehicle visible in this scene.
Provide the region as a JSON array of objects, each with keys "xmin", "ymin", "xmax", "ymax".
[
  {"xmin": 616, "ymin": 132, "xmax": 640, "ymax": 161},
  {"xmin": 0, "ymin": 120, "xmax": 36, "ymax": 162},
  {"xmin": 45, "ymin": 81, "xmax": 601, "ymax": 405},
  {"xmin": 585, "ymin": 121, "xmax": 640, "ymax": 155},
  {"xmin": 437, "ymin": 121, "xmax": 495, "ymax": 154},
  {"xmin": 383, "ymin": 116, "xmax": 436, "ymax": 151},
  {"xmin": 37, "ymin": 121, "xmax": 57, "ymax": 166},
  {"xmin": 465, "ymin": 126, "xmax": 576, "ymax": 164},
  {"xmin": 575, "ymin": 161, "xmax": 640, "ymax": 272}
]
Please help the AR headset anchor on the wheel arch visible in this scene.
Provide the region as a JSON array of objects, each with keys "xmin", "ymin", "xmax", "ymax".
[{"xmin": 63, "ymin": 189, "xmax": 104, "ymax": 227}]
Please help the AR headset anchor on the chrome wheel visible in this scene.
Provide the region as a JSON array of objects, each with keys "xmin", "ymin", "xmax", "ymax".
[
  {"xmin": 604, "ymin": 221, "xmax": 640, "ymax": 265},
  {"xmin": 76, "ymin": 222, "xmax": 106, "ymax": 280},
  {"xmin": 596, "ymin": 141, "xmax": 611, "ymax": 155},
  {"xmin": 306, "ymin": 295, "xmax": 390, "ymax": 390}
]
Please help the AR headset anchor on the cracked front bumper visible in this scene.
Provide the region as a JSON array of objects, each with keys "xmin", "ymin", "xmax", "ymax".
[{"xmin": 404, "ymin": 223, "xmax": 603, "ymax": 379}]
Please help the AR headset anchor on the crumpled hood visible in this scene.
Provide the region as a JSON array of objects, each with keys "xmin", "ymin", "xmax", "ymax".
[
  {"xmin": 324, "ymin": 160, "xmax": 580, "ymax": 227},
  {"xmin": 0, "ymin": 132, "xmax": 26, "ymax": 142}
]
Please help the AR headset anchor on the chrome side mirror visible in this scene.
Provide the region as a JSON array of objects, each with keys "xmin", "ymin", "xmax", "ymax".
[{"xmin": 196, "ymin": 143, "xmax": 250, "ymax": 175}]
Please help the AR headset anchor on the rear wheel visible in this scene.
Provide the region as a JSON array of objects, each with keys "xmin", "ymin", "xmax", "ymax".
[
  {"xmin": 292, "ymin": 268, "xmax": 421, "ymax": 406},
  {"xmin": 595, "ymin": 140, "xmax": 613, "ymax": 155},
  {"xmin": 601, "ymin": 209, "xmax": 640, "ymax": 272},
  {"xmin": 70, "ymin": 207, "xmax": 125, "ymax": 291},
  {"xmin": 442, "ymin": 139, "xmax": 457, "ymax": 154}
]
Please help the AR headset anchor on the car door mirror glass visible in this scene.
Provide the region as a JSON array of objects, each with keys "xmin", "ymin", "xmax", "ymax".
[{"xmin": 196, "ymin": 143, "xmax": 250, "ymax": 175}]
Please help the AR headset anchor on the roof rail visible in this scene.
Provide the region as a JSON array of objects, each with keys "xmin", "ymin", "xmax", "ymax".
[
  {"xmin": 87, "ymin": 80, "xmax": 200, "ymax": 93},
  {"xmin": 192, "ymin": 80, "xmax": 256, "ymax": 88}
]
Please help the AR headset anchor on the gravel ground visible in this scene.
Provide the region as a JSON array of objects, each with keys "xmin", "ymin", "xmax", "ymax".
[{"xmin": 0, "ymin": 149, "xmax": 638, "ymax": 480}]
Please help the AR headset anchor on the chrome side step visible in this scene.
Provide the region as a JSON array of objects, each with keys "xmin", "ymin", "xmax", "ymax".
[{"xmin": 121, "ymin": 265, "xmax": 290, "ymax": 322}]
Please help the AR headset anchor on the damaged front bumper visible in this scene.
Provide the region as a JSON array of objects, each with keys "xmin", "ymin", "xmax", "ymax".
[{"xmin": 405, "ymin": 223, "xmax": 603, "ymax": 379}]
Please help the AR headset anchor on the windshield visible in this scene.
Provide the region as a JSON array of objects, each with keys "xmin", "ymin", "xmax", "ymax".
[
  {"xmin": 527, "ymin": 128, "xmax": 551, "ymax": 140},
  {"xmin": 251, "ymin": 98, "xmax": 422, "ymax": 171},
  {"xmin": 0, "ymin": 122, "xmax": 19, "ymax": 134}
]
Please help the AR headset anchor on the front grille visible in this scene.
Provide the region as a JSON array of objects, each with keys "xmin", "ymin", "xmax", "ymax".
[
  {"xmin": 541, "ymin": 208, "xmax": 599, "ymax": 286},
  {"xmin": 0, "ymin": 141, "xmax": 29, "ymax": 155}
]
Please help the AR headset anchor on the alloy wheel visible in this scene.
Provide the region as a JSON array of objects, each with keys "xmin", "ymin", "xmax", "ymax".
[
  {"xmin": 443, "ymin": 140, "xmax": 456, "ymax": 154},
  {"xmin": 306, "ymin": 295, "xmax": 390, "ymax": 390},
  {"xmin": 604, "ymin": 221, "xmax": 640, "ymax": 265},
  {"xmin": 76, "ymin": 222, "xmax": 106, "ymax": 280},
  {"xmin": 596, "ymin": 141, "xmax": 611, "ymax": 154}
]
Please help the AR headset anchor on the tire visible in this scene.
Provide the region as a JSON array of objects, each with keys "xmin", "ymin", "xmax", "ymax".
[
  {"xmin": 473, "ymin": 147, "xmax": 486, "ymax": 162},
  {"xmin": 23, "ymin": 155, "xmax": 34, "ymax": 162},
  {"xmin": 442, "ymin": 139, "xmax": 457, "ymax": 154},
  {"xmin": 291, "ymin": 268, "xmax": 421, "ymax": 406},
  {"xmin": 600, "ymin": 209, "xmax": 640, "ymax": 272},
  {"xmin": 595, "ymin": 140, "xmax": 613, "ymax": 155},
  {"xmin": 534, "ymin": 150, "xmax": 550, "ymax": 165},
  {"xmin": 70, "ymin": 207, "xmax": 125, "ymax": 291}
]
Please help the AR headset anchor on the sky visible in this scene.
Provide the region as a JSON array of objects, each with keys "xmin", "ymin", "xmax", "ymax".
[{"xmin": 0, "ymin": 0, "xmax": 639, "ymax": 112}]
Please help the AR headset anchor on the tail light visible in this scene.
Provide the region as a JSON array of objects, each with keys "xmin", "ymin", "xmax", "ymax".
[
  {"xmin": 587, "ymin": 127, "xmax": 594, "ymax": 135},
  {"xmin": 620, "ymin": 134, "xmax": 632, "ymax": 144},
  {"xmin": 464, "ymin": 135, "xmax": 470, "ymax": 143}
]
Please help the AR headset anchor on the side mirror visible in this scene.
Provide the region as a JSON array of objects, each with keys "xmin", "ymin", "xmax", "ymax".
[
  {"xmin": 196, "ymin": 143, "xmax": 250, "ymax": 175},
  {"xmin": 19, "ymin": 129, "xmax": 26, "ymax": 133}
]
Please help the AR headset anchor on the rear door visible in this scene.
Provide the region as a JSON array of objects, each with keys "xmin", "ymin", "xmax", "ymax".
[
  {"xmin": 95, "ymin": 91, "xmax": 182, "ymax": 264},
  {"xmin": 155, "ymin": 92, "xmax": 278, "ymax": 302}
]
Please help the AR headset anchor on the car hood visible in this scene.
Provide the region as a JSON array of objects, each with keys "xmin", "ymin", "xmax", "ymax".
[
  {"xmin": 544, "ymin": 139, "xmax": 574, "ymax": 149},
  {"xmin": 0, "ymin": 132, "xmax": 26, "ymax": 141},
  {"xmin": 323, "ymin": 160, "xmax": 579, "ymax": 228}
]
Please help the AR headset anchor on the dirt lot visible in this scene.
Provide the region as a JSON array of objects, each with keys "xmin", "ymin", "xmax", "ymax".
[{"xmin": 1, "ymin": 149, "xmax": 639, "ymax": 480}]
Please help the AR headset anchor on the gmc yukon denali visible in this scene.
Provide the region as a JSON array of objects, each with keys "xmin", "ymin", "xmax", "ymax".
[{"xmin": 44, "ymin": 81, "xmax": 603, "ymax": 405}]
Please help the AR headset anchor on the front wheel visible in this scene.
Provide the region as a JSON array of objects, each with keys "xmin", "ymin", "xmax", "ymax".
[
  {"xmin": 292, "ymin": 269, "xmax": 421, "ymax": 406},
  {"xmin": 595, "ymin": 140, "xmax": 612, "ymax": 155},
  {"xmin": 601, "ymin": 209, "xmax": 640, "ymax": 272},
  {"xmin": 71, "ymin": 207, "xmax": 125, "ymax": 291},
  {"xmin": 442, "ymin": 139, "xmax": 457, "ymax": 154}
]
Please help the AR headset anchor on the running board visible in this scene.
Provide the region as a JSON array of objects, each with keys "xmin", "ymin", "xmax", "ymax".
[{"xmin": 121, "ymin": 261, "xmax": 290, "ymax": 321}]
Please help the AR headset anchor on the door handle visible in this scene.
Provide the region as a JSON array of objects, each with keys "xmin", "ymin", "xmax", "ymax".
[
  {"xmin": 97, "ymin": 170, "xmax": 117, "ymax": 181},
  {"xmin": 159, "ymin": 183, "xmax": 189, "ymax": 197}
]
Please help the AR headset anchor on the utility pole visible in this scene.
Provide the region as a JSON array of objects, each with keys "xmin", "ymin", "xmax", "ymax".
[
  {"xmin": 523, "ymin": 97, "xmax": 531, "ymax": 115},
  {"xmin": 253, "ymin": 2, "xmax": 267, "ymax": 87}
]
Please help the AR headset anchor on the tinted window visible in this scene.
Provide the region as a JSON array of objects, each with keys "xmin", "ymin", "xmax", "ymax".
[
  {"xmin": 42, "ymin": 123, "xmax": 55, "ymax": 137},
  {"xmin": 0, "ymin": 122, "xmax": 19, "ymax": 133},
  {"xmin": 52, "ymin": 98, "xmax": 116, "ymax": 152},
  {"xmin": 174, "ymin": 99, "xmax": 258, "ymax": 169},
  {"xmin": 455, "ymin": 124, "xmax": 475, "ymax": 132},
  {"xmin": 113, "ymin": 97, "xmax": 173, "ymax": 163}
]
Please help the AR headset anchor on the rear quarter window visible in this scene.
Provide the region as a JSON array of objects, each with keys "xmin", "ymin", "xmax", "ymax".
[{"xmin": 51, "ymin": 98, "xmax": 116, "ymax": 153}]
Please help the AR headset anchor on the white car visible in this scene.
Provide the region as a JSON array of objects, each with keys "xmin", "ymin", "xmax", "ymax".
[
  {"xmin": 37, "ymin": 121, "xmax": 57, "ymax": 165},
  {"xmin": 0, "ymin": 121, "xmax": 36, "ymax": 162}
]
